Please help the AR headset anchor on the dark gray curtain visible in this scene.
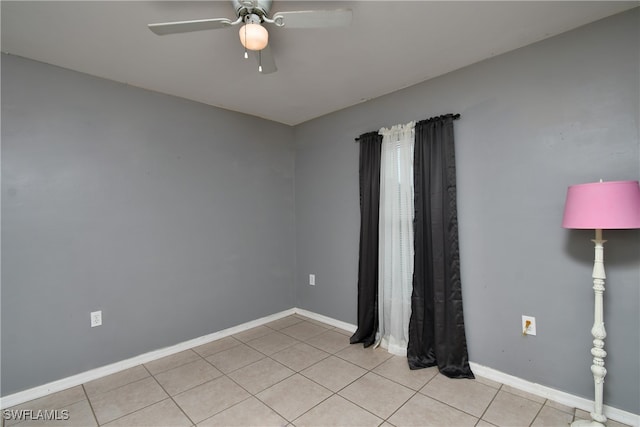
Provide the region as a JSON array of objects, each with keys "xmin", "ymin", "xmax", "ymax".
[
  {"xmin": 350, "ymin": 131, "xmax": 383, "ymax": 347},
  {"xmin": 407, "ymin": 115, "xmax": 474, "ymax": 378}
]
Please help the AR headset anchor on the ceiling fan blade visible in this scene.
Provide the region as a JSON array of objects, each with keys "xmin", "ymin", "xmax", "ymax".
[
  {"xmin": 148, "ymin": 18, "xmax": 233, "ymax": 35},
  {"xmin": 258, "ymin": 44, "xmax": 277, "ymax": 74},
  {"xmin": 272, "ymin": 9, "xmax": 352, "ymax": 28}
]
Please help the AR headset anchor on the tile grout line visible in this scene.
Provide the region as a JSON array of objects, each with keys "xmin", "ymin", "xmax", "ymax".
[
  {"xmin": 380, "ymin": 369, "xmax": 438, "ymax": 425},
  {"xmin": 296, "ymin": 364, "xmax": 368, "ymax": 414},
  {"xmin": 417, "ymin": 373, "xmax": 505, "ymax": 423},
  {"xmin": 199, "ymin": 331, "xmax": 282, "ymax": 375},
  {"xmin": 296, "ymin": 326, "xmax": 408, "ymax": 423},
  {"xmin": 296, "ymin": 349, "xmax": 369, "ymax": 390},
  {"xmin": 142, "ymin": 349, "xmax": 202, "ymax": 376},
  {"xmin": 80, "ymin": 384, "xmax": 100, "ymax": 426},
  {"xmin": 374, "ymin": 368, "xmax": 504, "ymax": 425},
  {"xmin": 144, "ymin": 349, "xmax": 222, "ymax": 400},
  {"xmin": 331, "ymin": 349, "xmax": 393, "ymax": 372},
  {"xmin": 201, "ymin": 346, "xmax": 267, "ymax": 375},
  {"xmin": 288, "ymin": 390, "xmax": 338, "ymax": 425},
  {"xmin": 230, "ymin": 326, "xmax": 374, "ymax": 425},
  {"xmin": 528, "ymin": 398, "xmax": 548, "ymax": 427},
  {"xmin": 229, "ymin": 327, "xmax": 336, "ymax": 419},
  {"xmin": 243, "ymin": 337, "xmax": 301, "ymax": 358},
  {"xmin": 84, "ymin": 375, "xmax": 154, "ymax": 404},
  {"xmin": 217, "ymin": 334, "xmax": 301, "ymax": 373},
  {"xmin": 224, "ymin": 367, "xmax": 298, "ymax": 424},
  {"xmin": 145, "ymin": 364, "xmax": 198, "ymax": 427},
  {"xmin": 233, "ymin": 321, "xmax": 335, "ymax": 365},
  {"xmin": 253, "ymin": 348, "xmax": 340, "ymax": 421},
  {"xmin": 372, "ymin": 365, "xmax": 438, "ymax": 393},
  {"xmin": 93, "ymin": 368, "xmax": 170, "ymax": 426},
  {"xmin": 191, "ymin": 374, "xmax": 259, "ymax": 425},
  {"xmin": 189, "ymin": 332, "xmax": 295, "ymax": 420},
  {"xmin": 263, "ymin": 317, "xmax": 306, "ymax": 332},
  {"xmin": 382, "ymin": 370, "xmax": 580, "ymax": 427},
  {"xmin": 292, "ymin": 345, "xmax": 401, "ymax": 423},
  {"xmin": 381, "ymin": 387, "xmax": 420, "ymax": 425},
  {"xmin": 221, "ymin": 360, "xmax": 297, "ymax": 420},
  {"xmin": 363, "ymin": 369, "xmax": 417, "ymax": 418},
  {"xmin": 191, "ymin": 336, "xmax": 243, "ymax": 359},
  {"xmin": 194, "ymin": 393, "xmax": 260, "ymax": 425},
  {"xmin": 88, "ymin": 363, "xmax": 198, "ymax": 426},
  {"xmin": 476, "ymin": 383, "xmax": 504, "ymax": 425},
  {"xmin": 326, "ymin": 356, "xmax": 414, "ymax": 424},
  {"xmin": 271, "ymin": 348, "xmax": 333, "ymax": 374}
]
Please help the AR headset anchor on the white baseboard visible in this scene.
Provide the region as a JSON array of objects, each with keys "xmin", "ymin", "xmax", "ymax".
[
  {"xmin": 294, "ymin": 308, "xmax": 357, "ymax": 333},
  {"xmin": 469, "ymin": 362, "xmax": 639, "ymax": 427},
  {"xmin": 0, "ymin": 308, "xmax": 295, "ymax": 409},
  {"xmin": 2, "ymin": 307, "xmax": 638, "ymax": 426}
]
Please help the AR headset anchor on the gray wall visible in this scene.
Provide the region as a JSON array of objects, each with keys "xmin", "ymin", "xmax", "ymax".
[
  {"xmin": 1, "ymin": 55, "xmax": 296, "ymax": 395},
  {"xmin": 295, "ymin": 9, "xmax": 639, "ymax": 414}
]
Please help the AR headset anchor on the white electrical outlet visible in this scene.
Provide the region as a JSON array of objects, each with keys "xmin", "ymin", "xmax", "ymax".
[
  {"xmin": 91, "ymin": 310, "xmax": 102, "ymax": 328},
  {"xmin": 522, "ymin": 315, "xmax": 536, "ymax": 336},
  {"xmin": 309, "ymin": 274, "xmax": 315, "ymax": 286}
]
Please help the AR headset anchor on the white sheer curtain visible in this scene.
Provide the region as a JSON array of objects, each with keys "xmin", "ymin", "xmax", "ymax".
[{"xmin": 376, "ymin": 121, "xmax": 415, "ymax": 356}]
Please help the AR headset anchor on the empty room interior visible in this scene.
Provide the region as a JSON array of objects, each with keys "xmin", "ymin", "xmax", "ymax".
[{"xmin": 1, "ymin": 1, "xmax": 639, "ymax": 426}]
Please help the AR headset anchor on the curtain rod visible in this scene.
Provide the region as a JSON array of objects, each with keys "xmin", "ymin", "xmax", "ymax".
[{"xmin": 354, "ymin": 113, "xmax": 460, "ymax": 142}]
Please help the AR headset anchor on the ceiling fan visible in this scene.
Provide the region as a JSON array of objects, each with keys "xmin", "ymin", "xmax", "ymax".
[{"xmin": 148, "ymin": 0, "xmax": 353, "ymax": 74}]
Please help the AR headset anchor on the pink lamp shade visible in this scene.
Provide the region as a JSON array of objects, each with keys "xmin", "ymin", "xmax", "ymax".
[{"xmin": 562, "ymin": 180, "xmax": 640, "ymax": 229}]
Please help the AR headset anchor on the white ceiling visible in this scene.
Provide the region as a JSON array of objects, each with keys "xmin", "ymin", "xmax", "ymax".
[{"xmin": 2, "ymin": 1, "xmax": 637, "ymax": 125}]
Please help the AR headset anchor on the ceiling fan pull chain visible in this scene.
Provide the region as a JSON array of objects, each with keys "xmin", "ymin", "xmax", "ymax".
[
  {"xmin": 258, "ymin": 50, "xmax": 263, "ymax": 73},
  {"xmin": 244, "ymin": 25, "xmax": 249, "ymax": 58}
]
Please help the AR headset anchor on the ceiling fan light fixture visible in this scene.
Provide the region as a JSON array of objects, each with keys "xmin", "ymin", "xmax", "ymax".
[{"xmin": 239, "ymin": 23, "xmax": 268, "ymax": 51}]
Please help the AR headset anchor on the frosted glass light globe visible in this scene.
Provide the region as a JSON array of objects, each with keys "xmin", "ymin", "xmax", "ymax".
[{"xmin": 239, "ymin": 23, "xmax": 268, "ymax": 51}]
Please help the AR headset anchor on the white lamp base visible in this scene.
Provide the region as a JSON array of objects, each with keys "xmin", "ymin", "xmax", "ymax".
[
  {"xmin": 576, "ymin": 229, "xmax": 608, "ymax": 427},
  {"xmin": 571, "ymin": 419, "xmax": 605, "ymax": 427}
]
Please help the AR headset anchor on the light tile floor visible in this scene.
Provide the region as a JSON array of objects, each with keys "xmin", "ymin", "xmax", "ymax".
[{"xmin": 4, "ymin": 314, "xmax": 633, "ymax": 427}]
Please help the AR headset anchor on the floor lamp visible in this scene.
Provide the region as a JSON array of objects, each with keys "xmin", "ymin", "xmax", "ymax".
[{"xmin": 562, "ymin": 180, "xmax": 640, "ymax": 426}]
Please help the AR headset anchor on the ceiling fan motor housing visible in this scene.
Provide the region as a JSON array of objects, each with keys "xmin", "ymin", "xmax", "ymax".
[{"xmin": 233, "ymin": 0, "xmax": 272, "ymax": 19}]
